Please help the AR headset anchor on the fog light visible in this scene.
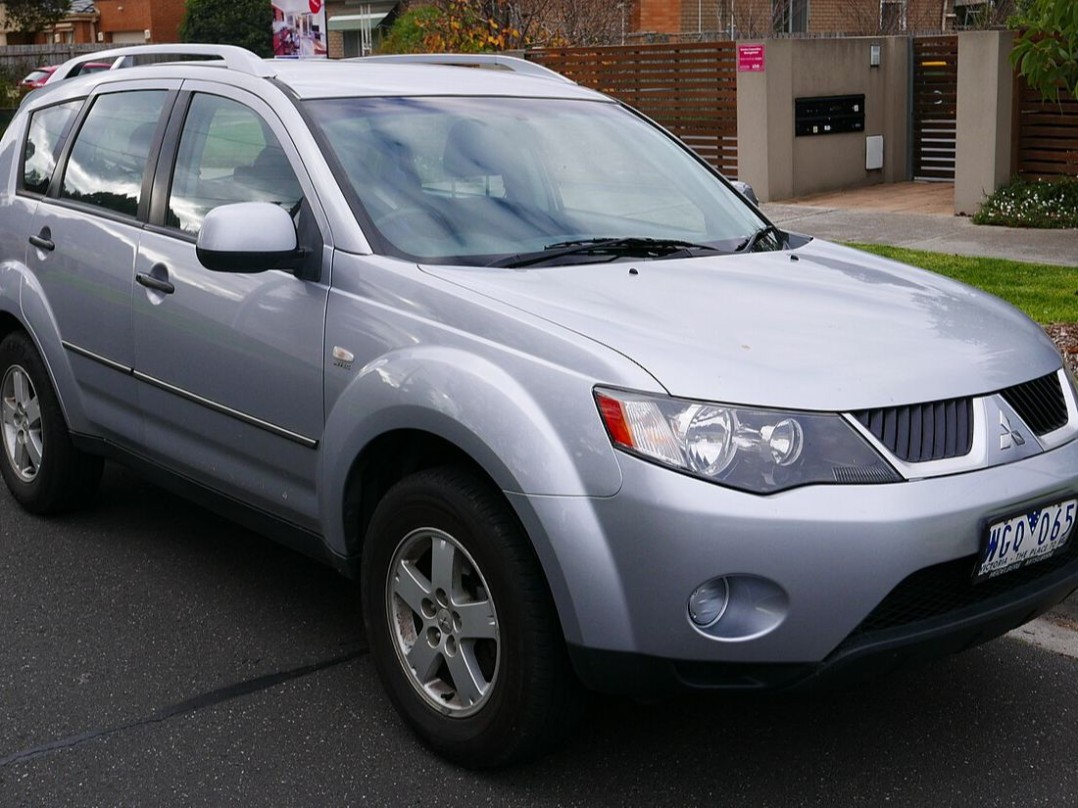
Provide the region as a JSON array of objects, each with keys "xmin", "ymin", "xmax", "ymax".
[{"xmin": 688, "ymin": 577, "xmax": 730, "ymax": 627}]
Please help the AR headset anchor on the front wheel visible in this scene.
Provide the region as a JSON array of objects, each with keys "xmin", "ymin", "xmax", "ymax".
[
  {"xmin": 0, "ymin": 332, "xmax": 102, "ymax": 513},
  {"xmin": 361, "ymin": 466, "xmax": 581, "ymax": 768}
]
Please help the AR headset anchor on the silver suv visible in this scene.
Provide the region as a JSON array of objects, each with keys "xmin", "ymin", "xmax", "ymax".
[{"xmin": 2, "ymin": 45, "xmax": 1077, "ymax": 768}]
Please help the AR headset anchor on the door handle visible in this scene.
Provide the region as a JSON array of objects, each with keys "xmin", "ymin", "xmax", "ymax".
[
  {"xmin": 29, "ymin": 227, "xmax": 54, "ymax": 251},
  {"xmin": 136, "ymin": 273, "xmax": 175, "ymax": 294}
]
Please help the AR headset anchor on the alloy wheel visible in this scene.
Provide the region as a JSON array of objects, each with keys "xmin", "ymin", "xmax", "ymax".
[
  {"xmin": 1, "ymin": 364, "xmax": 43, "ymax": 483},
  {"xmin": 386, "ymin": 527, "xmax": 500, "ymax": 717}
]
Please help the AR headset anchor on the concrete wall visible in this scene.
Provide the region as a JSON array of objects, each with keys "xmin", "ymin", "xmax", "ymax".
[
  {"xmin": 954, "ymin": 31, "xmax": 1014, "ymax": 216},
  {"xmin": 737, "ymin": 37, "xmax": 910, "ymax": 202}
]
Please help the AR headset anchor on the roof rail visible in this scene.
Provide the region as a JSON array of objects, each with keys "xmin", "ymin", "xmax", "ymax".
[
  {"xmin": 47, "ymin": 44, "xmax": 274, "ymax": 84},
  {"xmin": 356, "ymin": 53, "xmax": 574, "ymax": 84}
]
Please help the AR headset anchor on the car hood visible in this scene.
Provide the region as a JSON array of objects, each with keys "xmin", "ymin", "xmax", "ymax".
[{"xmin": 420, "ymin": 240, "xmax": 1061, "ymax": 411}]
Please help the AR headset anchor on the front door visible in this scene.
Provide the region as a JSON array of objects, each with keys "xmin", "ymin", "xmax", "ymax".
[{"xmin": 132, "ymin": 88, "xmax": 328, "ymax": 529}]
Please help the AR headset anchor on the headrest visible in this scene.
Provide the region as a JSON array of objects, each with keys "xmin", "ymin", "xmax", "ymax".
[{"xmin": 442, "ymin": 119, "xmax": 519, "ymax": 180}]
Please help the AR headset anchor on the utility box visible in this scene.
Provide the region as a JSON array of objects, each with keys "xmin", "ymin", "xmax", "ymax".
[
  {"xmin": 866, "ymin": 135, "xmax": 884, "ymax": 170},
  {"xmin": 794, "ymin": 94, "xmax": 866, "ymax": 137}
]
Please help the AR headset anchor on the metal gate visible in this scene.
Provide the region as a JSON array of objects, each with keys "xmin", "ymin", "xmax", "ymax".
[
  {"xmin": 912, "ymin": 36, "xmax": 958, "ymax": 182},
  {"xmin": 1015, "ymin": 77, "xmax": 1078, "ymax": 179}
]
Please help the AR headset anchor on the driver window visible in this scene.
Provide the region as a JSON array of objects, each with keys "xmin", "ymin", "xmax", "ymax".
[{"xmin": 167, "ymin": 94, "xmax": 302, "ymax": 235}]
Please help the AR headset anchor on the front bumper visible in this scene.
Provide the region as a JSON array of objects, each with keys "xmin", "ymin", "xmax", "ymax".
[
  {"xmin": 508, "ymin": 435, "xmax": 1078, "ymax": 693},
  {"xmin": 566, "ymin": 549, "xmax": 1078, "ymax": 695}
]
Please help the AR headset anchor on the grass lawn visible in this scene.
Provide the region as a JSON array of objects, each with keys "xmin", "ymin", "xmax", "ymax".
[{"xmin": 847, "ymin": 243, "xmax": 1078, "ymax": 325}]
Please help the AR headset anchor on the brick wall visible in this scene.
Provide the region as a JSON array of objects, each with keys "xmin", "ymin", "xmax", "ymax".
[
  {"xmin": 148, "ymin": 0, "xmax": 186, "ymax": 42},
  {"xmin": 639, "ymin": 0, "xmax": 684, "ymax": 33},
  {"xmin": 97, "ymin": 0, "xmax": 151, "ymax": 37},
  {"xmin": 97, "ymin": 0, "xmax": 185, "ymax": 43},
  {"xmin": 681, "ymin": 0, "xmax": 724, "ymax": 34},
  {"xmin": 811, "ymin": 0, "xmax": 949, "ymax": 35},
  {"xmin": 634, "ymin": 0, "xmax": 950, "ymax": 36},
  {"xmin": 328, "ymin": 29, "xmax": 344, "ymax": 59}
]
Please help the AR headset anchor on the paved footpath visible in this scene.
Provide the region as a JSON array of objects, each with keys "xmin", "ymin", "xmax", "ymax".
[{"xmin": 762, "ymin": 201, "xmax": 1078, "ymax": 267}]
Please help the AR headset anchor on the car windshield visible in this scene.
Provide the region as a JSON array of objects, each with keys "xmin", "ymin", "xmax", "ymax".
[{"xmin": 304, "ymin": 96, "xmax": 769, "ymax": 266}]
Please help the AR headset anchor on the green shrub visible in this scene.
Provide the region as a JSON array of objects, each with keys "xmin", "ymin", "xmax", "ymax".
[
  {"xmin": 378, "ymin": 5, "xmax": 440, "ymax": 54},
  {"xmin": 973, "ymin": 177, "xmax": 1078, "ymax": 228}
]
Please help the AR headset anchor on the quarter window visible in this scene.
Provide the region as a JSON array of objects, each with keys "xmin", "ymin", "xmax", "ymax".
[
  {"xmin": 60, "ymin": 90, "xmax": 168, "ymax": 217},
  {"xmin": 167, "ymin": 94, "xmax": 302, "ymax": 235},
  {"xmin": 22, "ymin": 100, "xmax": 81, "ymax": 195}
]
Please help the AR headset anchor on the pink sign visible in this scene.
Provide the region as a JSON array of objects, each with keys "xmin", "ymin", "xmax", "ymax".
[{"xmin": 737, "ymin": 44, "xmax": 765, "ymax": 73}]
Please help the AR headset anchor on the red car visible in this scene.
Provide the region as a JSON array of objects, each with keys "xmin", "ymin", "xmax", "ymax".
[{"xmin": 19, "ymin": 61, "xmax": 112, "ymax": 91}]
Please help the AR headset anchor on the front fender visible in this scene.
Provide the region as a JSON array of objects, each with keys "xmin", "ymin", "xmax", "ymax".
[{"xmin": 318, "ymin": 344, "xmax": 624, "ymax": 555}]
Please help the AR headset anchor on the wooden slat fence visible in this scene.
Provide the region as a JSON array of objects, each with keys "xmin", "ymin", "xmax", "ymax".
[
  {"xmin": 1015, "ymin": 80, "xmax": 1078, "ymax": 179},
  {"xmin": 912, "ymin": 35, "xmax": 958, "ymax": 182},
  {"xmin": 525, "ymin": 41, "xmax": 738, "ymax": 178},
  {"xmin": 0, "ymin": 43, "xmax": 110, "ymax": 73}
]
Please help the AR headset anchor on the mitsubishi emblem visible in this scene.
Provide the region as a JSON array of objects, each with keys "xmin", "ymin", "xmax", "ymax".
[{"xmin": 999, "ymin": 411, "xmax": 1026, "ymax": 451}]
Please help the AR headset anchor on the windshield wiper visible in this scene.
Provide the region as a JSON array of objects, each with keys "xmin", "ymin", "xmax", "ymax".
[
  {"xmin": 488, "ymin": 237, "xmax": 722, "ymax": 269},
  {"xmin": 735, "ymin": 225, "xmax": 787, "ymax": 253}
]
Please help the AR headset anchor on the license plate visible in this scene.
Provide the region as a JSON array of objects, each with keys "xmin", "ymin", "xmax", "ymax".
[{"xmin": 976, "ymin": 499, "xmax": 1077, "ymax": 582}]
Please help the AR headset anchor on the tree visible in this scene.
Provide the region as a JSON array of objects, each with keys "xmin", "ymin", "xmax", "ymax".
[
  {"xmin": 2, "ymin": 0, "xmax": 70, "ymax": 33},
  {"xmin": 179, "ymin": 0, "xmax": 274, "ymax": 58},
  {"xmin": 1011, "ymin": 0, "xmax": 1078, "ymax": 102},
  {"xmin": 378, "ymin": 0, "xmax": 624, "ymax": 52}
]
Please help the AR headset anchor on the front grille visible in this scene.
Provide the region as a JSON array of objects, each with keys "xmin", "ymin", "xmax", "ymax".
[
  {"xmin": 849, "ymin": 539, "xmax": 1078, "ymax": 638},
  {"xmin": 854, "ymin": 371, "xmax": 1070, "ymax": 463},
  {"xmin": 1001, "ymin": 372, "xmax": 1068, "ymax": 436},
  {"xmin": 853, "ymin": 398, "xmax": 974, "ymax": 462}
]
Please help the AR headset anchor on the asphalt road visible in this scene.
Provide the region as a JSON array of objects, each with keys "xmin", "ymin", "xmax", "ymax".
[{"xmin": 3, "ymin": 465, "xmax": 1078, "ymax": 807}]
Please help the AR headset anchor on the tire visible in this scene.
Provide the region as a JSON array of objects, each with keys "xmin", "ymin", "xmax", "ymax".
[
  {"xmin": 0, "ymin": 332, "xmax": 102, "ymax": 513},
  {"xmin": 361, "ymin": 465, "xmax": 581, "ymax": 768}
]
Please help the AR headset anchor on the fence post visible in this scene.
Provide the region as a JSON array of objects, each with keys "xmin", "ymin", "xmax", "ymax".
[
  {"xmin": 953, "ymin": 30, "xmax": 1015, "ymax": 216},
  {"xmin": 736, "ymin": 39, "xmax": 794, "ymax": 203}
]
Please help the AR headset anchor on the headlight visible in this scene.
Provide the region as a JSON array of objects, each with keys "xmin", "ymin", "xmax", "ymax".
[{"xmin": 595, "ymin": 388, "xmax": 900, "ymax": 493}]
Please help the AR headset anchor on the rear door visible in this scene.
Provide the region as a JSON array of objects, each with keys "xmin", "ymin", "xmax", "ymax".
[{"xmin": 25, "ymin": 81, "xmax": 177, "ymax": 443}]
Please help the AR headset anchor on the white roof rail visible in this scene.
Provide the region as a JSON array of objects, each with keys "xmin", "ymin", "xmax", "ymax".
[
  {"xmin": 356, "ymin": 53, "xmax": 574, "ymax": 84},
  {"xmin": 46, "ymin": 44, "xmax": 274, "ymax": 84}
]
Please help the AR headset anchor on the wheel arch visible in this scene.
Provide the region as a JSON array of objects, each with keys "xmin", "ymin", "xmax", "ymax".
[
  {"xmin": 0, "ymin": 266, "xmax": 91, "ymax": 436},
  {"xmin": 335, "ymin": 423, "xmax": 589, "ymax": 643},
  {"xmin": 0, "ymin": 310, "xmax": 24, "ymax": 343},
  {"xmin": 341, "ymin": 428, "xmax": 485, "ymax": 561}
]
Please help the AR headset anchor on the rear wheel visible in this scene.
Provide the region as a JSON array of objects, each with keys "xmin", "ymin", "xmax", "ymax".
[
  {"xmin": 361, "ymin": 466, "xmax": 581, "ymax": 768},
  {"xmin": 0, "ymin": 332, "xmax": 102, "ymax": 513}
]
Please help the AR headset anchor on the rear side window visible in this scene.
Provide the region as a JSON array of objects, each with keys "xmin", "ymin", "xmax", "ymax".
[
  {"xmin": 60, "ymin": 90, "xmax": 168, "ymax": 217},
  {"xmin": 167, "ymin": 94, "xmax": 302, "ymax": 235},
  {"xmin": 22, "ymin": 100, "xmax": 81, "ymax": 195}
]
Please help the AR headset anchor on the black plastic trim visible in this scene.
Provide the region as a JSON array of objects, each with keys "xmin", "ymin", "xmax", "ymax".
[{"xmin": 70, "ymin": 433, "xmax": 357, "ymax": 579}]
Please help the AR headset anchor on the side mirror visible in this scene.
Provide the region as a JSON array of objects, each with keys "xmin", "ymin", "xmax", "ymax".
[
  {"xmin": 195, "ymin": 202, "xmax": 304, "ymax": 273},
  {"xmin": 731, "ymin": 180, "xmax": 759, "ymax": 206}
]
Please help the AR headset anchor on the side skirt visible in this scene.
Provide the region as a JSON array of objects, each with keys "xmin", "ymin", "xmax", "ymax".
[{"xmin": 70, "ymin": 433, "xmax": 359, "ymax": 579}]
